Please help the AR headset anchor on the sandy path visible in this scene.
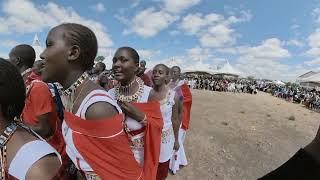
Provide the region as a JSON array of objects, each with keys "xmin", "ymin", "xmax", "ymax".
[{"xmin": 168, "ymin": 90, "xmax": 320, "ymax": 180}]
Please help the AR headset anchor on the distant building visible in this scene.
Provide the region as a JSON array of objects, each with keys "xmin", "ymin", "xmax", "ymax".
[{"xmin": 297, "ymin": 71, "xmax": 320, "ymax": 90}]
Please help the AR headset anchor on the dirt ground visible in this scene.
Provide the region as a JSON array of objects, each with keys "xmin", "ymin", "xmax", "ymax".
[{"xmin": 168, "ymin": 89, "xmax": 320, "ymax": 180}]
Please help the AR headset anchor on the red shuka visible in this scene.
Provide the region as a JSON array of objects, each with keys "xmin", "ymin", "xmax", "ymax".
[
  {"xmin": 131, "ymin": 101, "xmax": 163, "ymax": 180},
  {"xmin": 64, "ymin": 112, "xmax": 144, "ymax": 180},
  {"xmin": 180, "ymin": 84, "xmax": 192, "ymax": 131}
]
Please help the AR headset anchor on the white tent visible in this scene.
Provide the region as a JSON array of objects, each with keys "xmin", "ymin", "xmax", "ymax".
[
  {"xmin": 32, "ymin": 34, "xmax": 43, "ymax": 61},
  {"xmin": 273, "ymin": 80, "xmax": 285, "ymax": 86},
  {"xmin": 215, "ymin": 61, "xmax": 242, "ymax": 76}
]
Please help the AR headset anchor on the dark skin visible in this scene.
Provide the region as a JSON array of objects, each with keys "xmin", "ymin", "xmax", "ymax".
[
  {"xmin": 40, "ymin": 26, "xmax": 117, "ymax": 120},
  {"xmin": 112, "ymin": 48, "xmax": 147, "ymax": 122},
  {"xmin": 136, "ymin": 60, "xmax": 146, "ymax": 77},
  {"xmin": 92, "ymin": 63, "xmax": 105, "ymax": 75},
  {"xmin": 0, "ymin": 107, "xmax": 61, "ymax": 179},
  {"xmin": 9, "ymin": 48, "xmax": 53, "ymax": 139},
  {"xmin": 149, "ymin": 65, "xmax": 181, "ymax": 151},
  {"xmin": 171, "ymin": 66, "xmax": 181, "ymax": 83},
  {"xmin": 169, "ymin": 66, "xmax": 184, "ymax": 128},
  {"xmin": 98, "ymin": 70, "xmax": 112, "ymax": 90},
  {"xmin": 32, "ymin": 60, "xmax": 44, "ymax": 75}
]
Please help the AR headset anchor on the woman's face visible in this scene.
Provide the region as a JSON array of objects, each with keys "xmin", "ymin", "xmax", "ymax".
[
  {"xmin": 152, "ymin": 65, "xmax": 168, "ymax": 86},
  {"xmin": 40, "ymin": 26, "xmax": 70, "ymax": 84},
  {"xmin": 112, "ymin": 49, "xmax": 139, "ymax": 83}
]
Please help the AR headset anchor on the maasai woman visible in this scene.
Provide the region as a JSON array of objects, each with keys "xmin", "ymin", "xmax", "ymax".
[
  {"xmin": 168, "ymin": 66, "xmax": 192, "ymax": 174},
  {"xmin": 0, "ymin": 59, "xmax": 61, "ymax": 179},
  {"xmin": 40, "ymin": 23, "xmax": 143, "ymax": 179},
  {"xmin": 108, "ymin": 47, "xmax": 163, "ymax": 180},
  {"xmin": 150, "ymin": 64, "xmax": 181, "ymax": 180}
]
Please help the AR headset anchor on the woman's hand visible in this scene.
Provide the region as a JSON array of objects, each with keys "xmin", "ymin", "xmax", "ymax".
[
  {"xmin": 118, "ymin": 101, "xmax": 145, "ymax": 122},
  {"xmin": 173, "ymin": 140, "xmax": 180, "ymax": 152}
]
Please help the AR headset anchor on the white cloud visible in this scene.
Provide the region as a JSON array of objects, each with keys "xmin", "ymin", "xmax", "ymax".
[
  {"xmin": 200, "ymin": 24, "xmax": 235, "ymax": 47},
  {"xmin": 304, "ymin": 58, "xmax": 320, "ymax": 65},
  {"xmin": 124, "ymin": 8, "xmax": 178, "ymax": 38},
  {"xmin": 120, "ymin": 0, "xmax": 201, "ymax": 37},
  {"xmin": 0, "ymin": 40, "xmax": 19, "ymax": 48},
  {"xmin": 180, "ymin": 13, "xmax": 223, "ymax": 35},
  {"xmin": 215, "ymin": 47, "xmax": 238, "ymax": 54},
  {"xmin": 90, "ymin": 2, "xmax": 106, "ymax": 13},
  {"xmin": 235, "ymin": 38, "xmax": 293, "ymax": 80},
  {"xmin": 312, "ymin": 7, "xmax": 320, "ymax": 25},
  {"xmin": 131, "ymin": 0, "xmax": 141, "ymax": 8},
  {"xmin": 179, "ymin": 11, "xmax": 252, "ymax": 48},
  {"xmin": 0, "ymin": 0, "xmax": 113, "ymax": 47},
  {"xmin": 290, "ymin": 24, "xmax": 299, "ymax": 30},
  {"xmin": 137, "ymin": 49, "xmax": 161, "ymax": 60},
  {"xmin": 186, "ymin": 46, "xmax": 212, "ymax": 61},
  {"xmin": 284, "ymin": 39, "xmax": 304, "ymax": 47},
  {"xmin": 238, "ymin": 38, "xmax": 290, "ymax": 59},
  {"xmin": 306, "ymin": 31, "xmax": 320, "ymax": 61},
  {"xmin": 162, "ymin": 0, "xmax": 201, "ymax": 14}
]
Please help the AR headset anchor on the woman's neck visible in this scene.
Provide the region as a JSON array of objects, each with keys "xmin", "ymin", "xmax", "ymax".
[
  {"xmin": 120, "ymin": 76, "xmax": 136, "ymax": 86},
  {"xmin": 60, "ymin": 70, "xmax": 85, "ymax": 89},
  {"xmin": 153, "ymin": 84, "xmax": 166, "ymax": 92}
]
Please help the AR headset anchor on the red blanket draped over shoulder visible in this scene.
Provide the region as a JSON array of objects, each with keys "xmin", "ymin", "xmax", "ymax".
[
  {"xmin": 180, "ymin": 84, "xmax": 192, "ymax": 131},
  {"xmin": 64, "ymin": 112, "xmax": 143, "ymax": 180},
  {"xmin": 131, "ymin": 101, "xmax": 163, "ymax": 180}
]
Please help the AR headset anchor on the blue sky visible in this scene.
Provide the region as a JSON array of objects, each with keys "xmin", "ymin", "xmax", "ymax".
[{"xmin": 0, "ymin": 0, "xmax": 320, "ymax": 81}]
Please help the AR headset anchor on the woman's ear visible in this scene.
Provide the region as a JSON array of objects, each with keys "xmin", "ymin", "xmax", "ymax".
[
  {"xmin": 134, "ymin": 62, "xmax": 139, "ymax": 72},
  {"xmin": 67, "ymin": 45, "xmax": 81, "ymax": 62}
]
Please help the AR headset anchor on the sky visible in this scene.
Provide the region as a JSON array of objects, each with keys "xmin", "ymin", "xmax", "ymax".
[{"xmin": 0, "ymin": 0, "xmax": 320, "ymax": 81}]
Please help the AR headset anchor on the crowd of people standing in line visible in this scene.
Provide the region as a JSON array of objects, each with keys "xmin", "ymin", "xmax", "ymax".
[
  {"xmin": 184, "ymin": 77, "xmax": 258, "ymax": 94},
  {"xmin": 1, "ymin": 22, "xmax": 320, "ymax": 179},
  {"xmin": 0, "ymin": 23, "xmax": 192, "ymax": 180},
  {"xmin": 258, "ymin": 82, "xmax": 320, "ymax": 112}
]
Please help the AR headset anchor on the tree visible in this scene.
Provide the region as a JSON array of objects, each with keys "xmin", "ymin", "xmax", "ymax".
[{"xmin": 95, "ymin": 56, "xmax": 105, "ymax": 62}]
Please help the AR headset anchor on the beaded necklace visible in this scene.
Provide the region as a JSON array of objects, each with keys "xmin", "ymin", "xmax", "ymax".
[
  {"xmin": 63, "ymin": 72, "xmax": 89, "ymax": 112},
  {"xmin": 115, "ymin": 77, "xmax": 144, "ymax": 103},
  {"xmin": 0, "ymin": 122, "xmax": 18, "ymax": 179},
  {"xmin": 21, "ymin": 68, "xmax": 32, "ymax": 77}
]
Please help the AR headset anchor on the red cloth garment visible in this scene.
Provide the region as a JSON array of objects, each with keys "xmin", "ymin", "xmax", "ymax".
[
  {"xmin": 22, "ymin": 71, "xmax": 68, "ymax": 179},
  {"xmin": 156, "ymin": 160, "xmax": 170, "ymax": 180},
  {"xmin": 22, "ymin": 71, "xmax": 65, "ymax": 154},
  {"xmin": 180, "ymin": 84, "xmax": 192, "ymax": 131},
  {"xmin": 24, "ymin": 71, "xmax": 42, "ymax": 86},
  {"xmin": 131, "ymin": 101, "xmax": 163, "ymax": 180},
  {"xmin": 64, "ymin": 112, "xmax": 144, "ymax": 180}
]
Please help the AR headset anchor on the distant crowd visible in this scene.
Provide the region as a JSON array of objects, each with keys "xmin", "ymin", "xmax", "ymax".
[{"xmin": 184, "ymin": 77, "xmax": 258, "ymax": 94}]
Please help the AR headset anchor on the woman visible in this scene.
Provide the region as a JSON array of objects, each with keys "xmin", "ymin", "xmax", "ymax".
[
  {"xmin": 149, "ymin": 64, "xmax": 181, "ymax": 180},
  {"xmin": 0, "ymin": 58, "xmax": 61, "ymax": 179},
  {"xmin": 108, "ymin": 47, "xmax": 163, "ymax": 179},
  {"xmin": 40, "ymin": 23, "xmax": 143, "ymax": 179},
  {"xmin": 168, "ymin": 66, "xmax": 192, "ymax": 174}
]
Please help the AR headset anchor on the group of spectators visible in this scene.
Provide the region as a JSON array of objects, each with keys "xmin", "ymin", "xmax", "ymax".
[
  {"xmin": 257, "ymin": 81, "xmax": 320, "ymax": 112},
  {"xmin": 184, "ymin": 76, "xmax": 258, "ymax": 94}
]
